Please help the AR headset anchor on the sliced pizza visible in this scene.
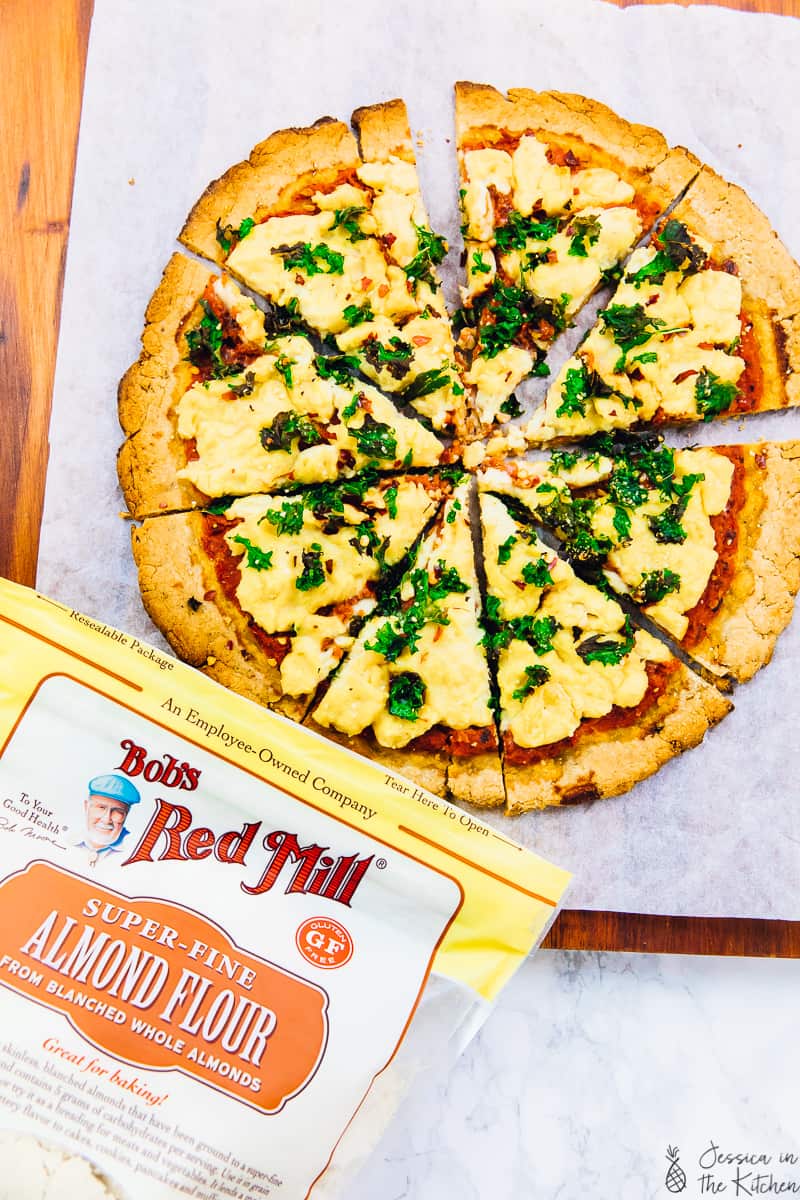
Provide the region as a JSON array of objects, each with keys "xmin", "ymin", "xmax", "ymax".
[
  {"xmin": 308, "ymin": 482, "xmax": 504, "ymax": 806},
  {"xmin": 178, "ymin": 103, "xmax": 467, "ymax": 436},
  {"xmin": 478, "ymin": 490, "xmax": 731, "ymax": 813},
  {"xmin": 453, "ymin": 82, "xmax": 700, "ymax": 429},
  {"xmin": 481, "ymin": 434, "xmax": 800, "ymax": 683},
  {"xmin": 131, "ymin": 471, "xmax": 452, "ymax": 720},
  {"xmin": 524, "ymin": 184, "xmax": 800, "ymax": 443},
  {"xmin": 118, "ymin": 254, "xmax": 445, "ymax": 518}
]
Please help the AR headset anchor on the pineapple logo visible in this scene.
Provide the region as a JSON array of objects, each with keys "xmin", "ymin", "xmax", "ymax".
[{"xmin": 665, "ymin": 1146, "xmax": 687, "ymax": 1193}]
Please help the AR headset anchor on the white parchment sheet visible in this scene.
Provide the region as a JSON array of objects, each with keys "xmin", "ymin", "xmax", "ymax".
[{"xmin": 38, "ymin": 0, "xmax": 800, "ymax": 918}]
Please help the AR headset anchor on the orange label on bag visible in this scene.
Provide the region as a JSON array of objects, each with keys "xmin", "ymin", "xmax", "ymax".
[{"xmin": 0, "ymin": 861, "xmax": 329, "ymax": 1113}]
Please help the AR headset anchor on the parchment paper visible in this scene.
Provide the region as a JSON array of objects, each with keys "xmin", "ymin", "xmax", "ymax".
[{"xmin": 38, "ymin": 0, "xmax": 800, "ymax": 918}]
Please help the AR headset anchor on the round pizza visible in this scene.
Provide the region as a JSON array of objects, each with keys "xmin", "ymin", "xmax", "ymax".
[{"xmin": 118, "ymin": 86, "xmax": 800, "ymax": 813}]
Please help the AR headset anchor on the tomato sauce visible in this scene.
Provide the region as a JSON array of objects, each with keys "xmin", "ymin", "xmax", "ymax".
[{"xmin": 682, "ymin": 447, "xmax": 746, "ymax": 650}]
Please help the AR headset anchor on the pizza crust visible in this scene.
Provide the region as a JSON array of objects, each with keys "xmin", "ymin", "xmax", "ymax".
[
  {"xmin": 672, "ymin": 166, "xmax": 800, "ymax": 319},
  {"xmin": 448, "ymin": 751, "xmax": 505, "ymax": 808},
  {"xmin": 118, "ymin": 253, "xmax": 212, "ymax": 518},
  {"xmin": 688, "ymin": 441, "xmax": 800, "ymax": 684},
  {"xmin": 503, "ymin": 663, "xmax": 732, "ymax": 815},
  {"xmin": 454, "ymin": 81, "xmax": 700, "ymax": 213},
  {"xmin": 352, "ymin": 99, "xmax": 415, "ymax": 163},
  {"xmin": 131, "ymin": 512, "xmax": 307, "ymax": 721},
  {"xmin": 303, "ymin": 717, "xmax": 450, "ymax": 798},
  {"xmin": 179, "ymin": 119, "xmax": 361, "ymax": 263}
]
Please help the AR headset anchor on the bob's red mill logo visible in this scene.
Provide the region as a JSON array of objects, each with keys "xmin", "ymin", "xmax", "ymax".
[{"xmin": 115, "ymin": 739, "xmax": 374, "ymax": 906}]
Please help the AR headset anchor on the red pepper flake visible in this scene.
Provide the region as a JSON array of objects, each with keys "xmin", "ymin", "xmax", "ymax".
[
  {"xmin": 646, "ymin": 294, "xmax": 660, "ymax": 306},
  {"xmin": 295, "ymin": 274, "xmax": 305, "ymax": 286},
  {"xmin": 673, "ymin": 368, "xmax": 699, "ymax": 385},
  {"xmin": 697, "ymin": 341, "xmax": 715, "ymax": 351},
  {"xmin": 361, "ymin": 276, "xmax": 372, "ymax": 290},
  {"xmin": 203, "ymin": 590, "xmax": 217, "ymax": 601},
  {"xmin": 325, "ymin": 559, "xmax": 334, "ymax": 573},
  {"xmin": 721, "ymin": 259, "xmax": 739, "ymax": 275},
  {"xmin": 433, "ymin": 625, "xmax": 444, "ymax": 642},
  {"xmin": 378, "ymin": 283, "xmax": 389, "ymax": 297},
  {"xmin": 412, "ymin": 335, "xmax": 431, "ymax": 346}
]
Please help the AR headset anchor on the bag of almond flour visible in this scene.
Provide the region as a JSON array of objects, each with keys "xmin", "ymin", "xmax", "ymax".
[{"xmin": 0, "ymin": 578, "xmax": 569, "ymax": 1199}]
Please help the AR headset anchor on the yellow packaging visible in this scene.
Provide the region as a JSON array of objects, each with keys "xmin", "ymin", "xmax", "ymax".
[{"xmin": 0, "ymin": 578, "xmax": 569, "ymax": 1199}]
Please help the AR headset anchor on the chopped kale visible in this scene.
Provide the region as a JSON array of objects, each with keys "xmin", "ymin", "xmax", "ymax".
[
  {"xmin": 259, "ymin": 411, "xmax": 325, "ymax": 453},
  {"xmin": 363, "ymin": 336, "xmax": 412, "ymax": 380},
  {"xmin": 598, "ymin": 303, "xmax": 685, "ymax": 372},
  {"xmin": 576, "ymin": 617, "xmax": 635, "ymax": 666},
  {"xmin": 511, "ymin": 664, "xmax": 551, "ymax": 701},
  {"xmin": 404, "ymin": 224, "xmax": 448, "ymax": 289},
  {"xmin": 631, "ymin": 569, "xmax": 681, "ymax": 605},
  {"xmin": 295, "ymin": 543, "xmax": 326, "ymax": 591},
  {"xmin": 228, "ymin": 370, "xmax": 256, "ymax": 397},
  {"xmin": 384, "ymin": 484, "xmax": 398, "ymax": 520},
  {"xmin": 203, "ymin": 496, "xmax": 235, "ymax": 515},
  {"xmin": 694, "ymin": 368, "xmax": 739, "ymax": 420},
  {"xmin": 556, "ymin": 359, "xmax": 627, "ymax": 420},
  {"xmin": 478, "ymin": 283, "xmax": 569, "ymax": 359},
  {"xmin": 446, "ymin": 498, "xmax": 462, "ymax": 525},
  {"xmin": 625, "ymin": 220, "xmax": 708, "ymax": 288},
  {"xmin": 648, "ymin": 502, "xmax": 688, "ymax": 544},
  {"xmin": 388, "ymin": 672, "xmax": 427, "ymax": 721},
  {"xmin": 429, "ymin": 562, "xmax": 469, "ymax": 600},
  {"xmin": 401, "ymin": 367, "xmax": 451, "ymax": 401},
  {"xmin": 273, "ymin": 241, "xmax": 345, "ymax": 276},
  {"xmin": 215, "ymin": 216, "xmax": 255, "ymax": 255},
  {"xmin": 472, "ymin": 250, "xmax": 492, "ymax": 275},
  {"xmin": 567, "ymin": 214, "xmax": 602, "ymax": 258},
  {"xmin": 230, "ymin": 535, "xmax": 273, "ymax": 572},
  {"xmin": 260, "ymin": 500, "xmax": 305, "ymax": 537},
  {"xmin": 343, "ymin": 302, "xmax": 374, "ymax": 327},
  {"xmin": 274, "ymin": 353, "xmax": 295, "ymax": 389},
  {"xmin": 185, "ymin": 301, "xmax": 243, "ymax": 380},
  {"xmin": 500, "ymin": 394, "xmax": 523, "ymax": 418},
  {"xmin": 348, "ymin": 413, "xmax": 398, "ymax": 460},
  {"xmin": 314, "ymin": 352, "xmax": 360, "ymax": 386},
  {"xmin": 331, "ymin": 206, "xmax": 368, "ymax": 243},
  {"xmin": 493, "ymin": 212, "xmax": 559, "ymax": 253},
  {"xmin": 521, "ymin": 557, "xmax": 554, "ymax": 588},
  {"xmin": 548, "ymin": 449, "xmax": 579, "ymax": 474},
  {"xmin": 612, "ymin": 505, "xmax": 632, "ymax": 542},
  {"xmin": 498, "ymin": 535, "xmax": 517, "ymax": 565}
]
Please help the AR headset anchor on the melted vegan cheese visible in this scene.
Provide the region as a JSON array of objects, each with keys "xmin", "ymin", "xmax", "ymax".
[
  {"xmin": 210, "ymin": 276, "xmax": 266, "ymax": 345},
  {"xmin": 459, "ymin": 136, "xmax": 645, "ymax": 422},
  {"xmin": 226, "ymin": 478, "xmax": 439, "ymax": 697},
  {"xmin": 525, "ymin": 245, "xmax": 746, "ymax": 442},
  {"xmin": 177, "ymin": 337, "xmax": 442, "ymax": 497},
  {"xmin": 313, "ymin": 484, "xmax": 494, "ymax": 746},
  {"xmin": 479, "ymin": 494, "xmax": 670, "ymax": 749}
]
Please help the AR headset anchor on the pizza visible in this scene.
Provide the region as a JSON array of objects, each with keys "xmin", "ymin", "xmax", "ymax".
[{"xmin": 119, "ymin": 85, "xmax": 800, "ymax": 814}]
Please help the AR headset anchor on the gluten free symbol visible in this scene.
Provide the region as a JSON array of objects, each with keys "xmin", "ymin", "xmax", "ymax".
[{"xmin": 296, "ymin": 916, "xmax": 354, "ymax": 970}]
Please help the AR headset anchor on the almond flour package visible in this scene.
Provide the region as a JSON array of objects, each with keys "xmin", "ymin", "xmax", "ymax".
[{"xmin": 0, "ymin": 578, "xmax": 569, "ymax": 1200}]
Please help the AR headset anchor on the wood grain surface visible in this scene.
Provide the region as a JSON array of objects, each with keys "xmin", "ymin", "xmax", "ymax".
[{"xmin": 2, "ymin": 0, "xmax": 798, "ymax": 957}]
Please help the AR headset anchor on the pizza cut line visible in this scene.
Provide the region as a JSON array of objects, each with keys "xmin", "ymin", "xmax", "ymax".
[{"xmin": 118, "ymin": 87, "xmax": 800, "ymax": 814}]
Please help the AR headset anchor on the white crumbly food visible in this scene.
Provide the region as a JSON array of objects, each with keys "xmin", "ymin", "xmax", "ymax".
[
  {"xmin": 224, "ymin": 478, "xmax": 440, "ymax": 696},
  {"xmin": 525, "ymin": 241, "xmax": 745, "ymax": 442},
  {"xmin": 458, "ymin": 135, "xmax": 644, "ymax": 421},
  {"xmin": 225, "ymin": 166, "xmax": 463, "ymax": 432},
  {"xmin": 0, "ymin": 1133, "xmax": 119, "ymax": 1200},
  {"xmin": 479, "ymin": 493, "xmax": 671, "ymax": 749},
  {"xmin": 177, "ymin": 336, "xmax": 443, "ymax": 497},
  {"xmin": 313, "ymin": 483, "xmax": 494, "ymax": 746}
]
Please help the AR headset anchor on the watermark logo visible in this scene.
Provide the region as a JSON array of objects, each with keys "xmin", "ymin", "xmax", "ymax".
[{"xmin": 666, "ymin": 1146, "xmax": 687, "ymax": 1194}]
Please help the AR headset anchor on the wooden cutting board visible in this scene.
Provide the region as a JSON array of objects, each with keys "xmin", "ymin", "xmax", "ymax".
[{"xmin": 2, "ymin": 0, "xmax": 798, "ymax": 956}]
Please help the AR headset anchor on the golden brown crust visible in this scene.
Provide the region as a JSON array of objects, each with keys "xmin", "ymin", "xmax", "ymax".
[
  {"xmin": 131, "ymin": 513, "xmax": 307, "ymax": 722},
  {"xmin": 448, "ymin": 751, "xmax": 505, "ymax": 807},
  {"xmin": 118, "ymin": 253, "xmax": 212, "ymax": 518},
  {"xmin": 352, "ymin": 99, "xmax": 414, "ymax": 164},
  {"xmin": 503, "ymin": 664, "xmax": 731, "ymax": 814},
  {"xmin": 179, "ymin": 119, "xmax": 361, "ymax": 262},
  {"xmin": 454, "ymin": 81, "xmax": 700, "ymax": 213},
  {"xmin": 302, "ymin": 718, "xmax": 450, "ymax": 798},
  {"xmin": 689, "ymin": 441, "xmax": 800, "ymax": 684},
  {"xmin": 673, "ymin": 166, "xmax": 800, "ymax": 319}
]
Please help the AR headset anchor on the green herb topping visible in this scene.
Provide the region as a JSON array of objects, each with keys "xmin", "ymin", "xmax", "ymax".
[
  {"xmin": 348, "ymin": 413, "xmax": 398, "ymax": 460},
  {"xmin": 230, "ymin": 535, "xmax": 273, "ymax": 572},
  {"xmin": 314, "ymin": 353, "xmax": 360, "ymax": 386},
  {"xmin": 273, "ymin": 241, "xmax": 345, "ymax": 277},
  {"xmin": 401, "ymin": 367, "xmax": 452, "ymax": 401},
  {"xmin": 511, "ymin": 664, "xmax": 551, "ymax": 701},
  {"xmin": 388, "ymin": 672, "xmax": 427, "ymax": 721},
  {"xmin": 363, "ymin": 336, "xmax": 412, "ymax": 380},
  {"xmin": 215, "ymin": 216, "xmax": 255, "ymax": 255},
  {"xmin": 567, "ymin": 214, "xmax": 602, "ymax": 258},
  {"xmin": 472, "ymin": 250, "xmax": 492, "ymax": 275},
  {"xmin": 295, "ymin": 544, "xmax": 326, "ymax": 591},
  {"xmin": 598, "ymin": 303, "xmax": 687, "ymax": 372},
  {"xmin": 259, "ymin": 411, "xmax": 325, "ymax": 453},
  {"xmin": 494, "ymin": 213, "xmax": 558, "ymax": 253},
  {"xmin": 500, "ymin": 394, "xmax": 523, "ymax": 418},
  {"xmin": 331, "ymin": 206, "xmax": 368, "ymax": 243},
  {"xmin": 343, "ymin": 302, "xmax": 374, "ymax": 327},
  {"xmin": 185, "ymin": 301, "xmax": 244, "ymax": 380},
  {"xmin": 260, "ymin": 501, "xmax": 305, "ymax": 537},
  {"xmin": 497, "ymin": 535, "xmax": 517, "ymax": 564},
  {"xmin": 384, "ymin": 484, "xmax": 398, "ymax": 520},
  {"xmin": 625, "ymin": 220, "xmax": 708, "ymax": 288},
  {"xmin": 694, "ymin": 368, "xmax": 739, "ymax": 420},
  {"xmin": 576, "ymin": 617, "xmax": 635, "ymax": 666},
  {"xmin": 404, "ymin": 224, "xmax": 447, "ymax": 290},
  {"xmin": 521, "ymin": 557, "xmax": 554, "ymax": 588},
  {"xmin": 632, "ymin": 569, "xmax": 681, "ymax": 605}
]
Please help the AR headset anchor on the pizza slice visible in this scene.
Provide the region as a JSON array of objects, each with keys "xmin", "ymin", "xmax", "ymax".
[
  {"xmin": 178, "ymin": 104, "xmax": 467, "ymax": 436},
  {"xmin": 130, "ymin": 471, "xmax": 453, "ymax": 720},
  {"xmin": 118, "ymin": 253, "xmax": 445, "ymax": 518},
  {"xmin": 453, "ymin": 82, "xmax": 700, "ymax": 429},
  {"xmin": 308, "ymin": 482, "xmax": 504, "ymax": 806},
  {"xmin": 481, "ymin": 433, "xmax": 800, "ymax": 683},
  {"xmin": 523, "ymin": 180, "xmax": 800, "ymax": 443},
  {"xmin": 477, "ymin": 490, "xmax": 731, "ymax": 813}
]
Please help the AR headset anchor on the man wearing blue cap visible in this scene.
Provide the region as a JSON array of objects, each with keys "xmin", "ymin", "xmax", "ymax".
[{"xmin": 77, "ymin": 773, "xmax": 141, "ymax": 866}]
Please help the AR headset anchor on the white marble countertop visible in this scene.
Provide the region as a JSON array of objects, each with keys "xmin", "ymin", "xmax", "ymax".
[{"xmin": 350, "ymin": 951, "xmax": 800, "ymax": 1199}]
